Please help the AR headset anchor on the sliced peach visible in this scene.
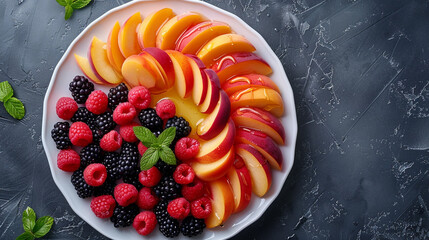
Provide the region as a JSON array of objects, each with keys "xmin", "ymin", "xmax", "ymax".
[
  {"xmin": 229, "ymin": 87, "xmax": 284, "ymax": 117},
  {"xmin": 226, "ymin": 157, "xmax": 252, "ymax": 213},
  {"xmin": 74, "ymin": 54, "xmax": 106, "ymax": 85},
  {"xmin": 166, "ymin": 50, "xmax": 194, "ymax": 98},
  {"xmin": 198, "ymin": 69, "xmax": 220, "ymax": 114},
  {"xmin": 236, "ymin": 144, "xmax": 272, "ymax": 197},
  {"xmin": 142, "ymin": 48, "xmax": 175, "ymax": 89},
  {"xmin": 121, "ymin": 54, "xmax": 163, "ymax": 90},
  {"xmin": 187, "ymin": 55, "xmax": 208, "ymax": 106},
  {"xmin": 107, "ymin": 21, "xmax": 126, "ymax": 73},
  {"xmin": 222, "ymin": 74, "xmax": 280, "ymax": 95},
  {"xmin": 236, "ymin": 127, "xmax": 283, "ymax": 170},
  {"xmin": 156, "ymin": 12, "xmax": 203, "ymax": 50},
  {"xmin": 176, "ymin": 21, "xmax": 232, "ymax": 54},
  {"xmin": 197, "ymin": 34, "xmax": 256, "ymax": 67},
  {"xmin": 205, "ymin": 177, "xmax": 234, "ymax": 228},
  {"xmin": 137, "ymin": 52, "xmax": 168, "ymax": 92},
  {"xmin": 232, "ymin": 107, "xmax": 286, "ymax": 145},
  {"xmin": 191, "ymin": 147, "xmax": 234, "ymax": 182},
  {"xmin": 212, "ymin": 52, "xmax": 272, "ymax": 84},
  {"xmin": 197, "ymin": 91, "xmax": 230, "ymax": 140},
  {"xmin": 118, "ymin": 12, "xmax": 142, "ymax": 58},
  {"xmin": 137, "ymin": 8, "xmax": 175, "ymax": 48},
  {"xmin": 88, "ymin": 37, "xmax": 123, "ymax": 85}
]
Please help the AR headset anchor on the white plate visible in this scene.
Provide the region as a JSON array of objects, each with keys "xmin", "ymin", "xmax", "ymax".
[{"xmin": 41, "ymin": 0, "xmax": 298, "ymax": 239}]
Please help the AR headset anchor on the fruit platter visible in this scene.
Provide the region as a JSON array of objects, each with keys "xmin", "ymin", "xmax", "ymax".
[{"xmin": 41, "ymin": 0, "xmax": 297, "ymax": 239}]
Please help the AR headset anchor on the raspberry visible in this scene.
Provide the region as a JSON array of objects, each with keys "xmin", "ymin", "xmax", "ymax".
[
  {"xmin": 84, "ymin": 163, "xmax": 107, "ymax": 187},
  {"xmin": 133, "ymin": 211, "xmax": 157, "ymax": 236},
  {"xmin": 154, "ymin": 176, "xmax": 182, "ymax": 200},
  {"xmin": 113, "ymin": 102, "xmax": 136, "ymax": 125},
  {"xmin": 156, "ymin": 99, "xmax": 176, "ymax": 120},
  {"xmin": 56, "ymin": 97, "xmax": 78, "ymax": 120},
  {"xmin": 69, "ymin": 75, "xmax": 94, "ymax": 104},
  {"xmin": 139, "ymin": 167, "xmax": 162, "ymax": 187},
  {"xmin": 108, "ymin": 83, "xmax": 128, "ymax": 110},
  {"xmin": 100, "ymin": 130, "xmax": 122, "ymax": 152},
  {"xmin": 71, "ymin": 169, "xmax": 94, "ymax": 198},
  {"xmin": 102, "ymin": 152, "xmax": 121, "ymax": 180},
  {"xmin": 137, "ymin": 187, "xmax": 159, "ymax": 210},
  {"xmin": 69, "ymin": 122, "xmax": 93, "ymax": 147},
  {"xmin": 120, "ymin": 122, "xmax": 139, "ymax": 143},
  {"xmin": 138, "ymin": 108, "xmax": 163, "ymax": 132},
  {"xmin": 175, "ymin": 137, "xmax": 200, "ymax": 161},
  {"xmin": 90, "ymin": 195, "xmax": 116, "ymax": 218},
  {"xmin": 165, "ymin": 116, "xmax": 191, "ymax": 141},
  {"xmin": 181, "ymin": 216, "xmax": 206, "ymax": 237},
  {"xmin": 57, "ymin": 149, "xmax": 80, "ymax": 172},
  {"xmin": 114, "ymin": 183, "xmax": 138, "ymax": 207},
  {"xmin": 80, "ymin": 143, "xmax": 103, "ymax": 167},
  {"xmin": 173, "ymin": 163, "xmax": 195, "ymax": 185},
  {"xmin": 167, "ymin": 197, "xmax": 190, "ymax": 220},
  {"xmin": 182, "ymin": 178, "xmax": 205, "ymax": 201},
  {"xmin": 191, "ymin": 197, "xmax": 212, "ymax": 219},
  {"xmin": 138, "ymin": 142, "xmax": 148, "ymax": 156},
  {"xmin": 110, "ymin": 204, "xmax": 139, "ymax": 228},
  {"xmin": 128, "ymin": 86, "xmax": 151, "ymax": 109},
  {"xmin": 51, "ymin": 122, "xmax": 72, "ymax": 150},
  {"xmin": 86, "ymin": 90, "xmax": 108, "ymax": 115}
]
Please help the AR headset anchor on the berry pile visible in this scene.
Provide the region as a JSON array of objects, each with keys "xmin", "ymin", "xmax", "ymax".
[{"xmin": 51, "ymin": 78, "xmax": 208, "ymax": 237}]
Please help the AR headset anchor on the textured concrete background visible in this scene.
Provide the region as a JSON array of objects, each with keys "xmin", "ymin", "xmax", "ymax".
[{"xmin": 1, "ymin": 0, "xmax": 429, "ymax": 239}]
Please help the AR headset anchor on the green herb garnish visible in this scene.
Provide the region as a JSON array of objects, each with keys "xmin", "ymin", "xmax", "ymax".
[
  {"xmin": 16, "ymin": 207, "xmax": 53, "ymax": 240},
  {"xmin": 0, "ymin": 81, "xmax": 25, "ymax": 120},
  {"xmin": 56, "ymin": 0, "xmax": 92, "ymax": 20}
]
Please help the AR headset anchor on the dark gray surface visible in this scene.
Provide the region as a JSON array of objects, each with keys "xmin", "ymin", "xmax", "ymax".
[{"xmin": 1, "ymin": 0, "xmax": 429, "ymax": 239}]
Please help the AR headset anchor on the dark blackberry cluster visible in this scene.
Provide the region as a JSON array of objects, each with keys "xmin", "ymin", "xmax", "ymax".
[
  {"xmin": 158, "ymin": 215, "xmax": 180, "ymax": 238},
  {"xmin": 71, "ymin": 107, "xmax": 95, "ymax": 123},
  {"xmin": 153, "ymin": 130, "xmax": 162, "ymax": 137},
  {"xmin": 94, "ymin": 112, "xmax": 116, "ymax": 137},
  {"xmin": 108, "ymin": 83, "xmax": 128, "ymax": 110},
  {"xmin": 122, "ymin": 170, "xmax": 143, "ymax": 190},
  {"xmin": 51, "ymin": 122, "xmax": 72, "ymax": 150},
  {"xmin": 155, "ymin": 161, "xmax": 176, "ymax": 176},
  {"xmin": 165, "ymin": 116, "xmax": 191, "ymax": 141},
  {"xmin": 71, "ymin": 169, "xmax": 94, "ymax": 198},
  {"xmin": 93, "ymin": 178, "xmax": 116, "ymax": 197},
  {"xmin": 118, "ymin": 142, "xmax": 139, "ymax": 176},
  {"xmin": 138, "ymin": 108, "xmax": 163, "ymax": 132},
  {"xmin": 153, "ymin": 176, "xmax": 181, "ymax": 200},
  {"xmin": 181, "ymin": 216, "xmax": 205, "ymax": 237},
  {"xmin": 69, "ymin": 75, "xmax": 94, "ymax": 104},
  {"xmin": 80, "ymin": 143, "xmax": 103, "ymax": 167},
  {"xmin": 153, "ymin": 200, "xmax": 169, "ymax": 220},
  {"xmin": 110, "ymin": 204, "xmax": 139, "ymax": 228},
  {"xmin": 102, "ymin": 152, "xmax": 121, "ymax": 180}
]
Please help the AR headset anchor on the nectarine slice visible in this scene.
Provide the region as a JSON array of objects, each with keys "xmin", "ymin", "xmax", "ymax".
[
  {"xmin": 198, "ymin": 70, "xmax": 220, "ymax": 114},
  {"xmin": 197, "ymin": 91, "xmax": 230, "ymax": 140},
  {"xmin": 205, "ymin": 177, "xmax": 235, "ymax": 228},
  {"xmin": 121, "ymin": 55, "xmax": 163, "ymax": 90},
  {"xmin": 191, "ymin": 147, "xmax": 234, "ymax": 181},
  {"xmin": 142, "ymin": 48, "xmax": 175, "ymax": 89},
  {"xmin": 74, "ymin": 54, "xmax": 106, "ymax": 85},
  {"xmin": 107, "ymin": 22, "xmax": 126, "ymax": 73},
  {"xmin": 137, "ymin": 8, "xmax": 175, "ymax": 48},
  {"xmin": 222, "ymin": 74, "xmax": 280, "ymax": 95},
  {"xmin": 230, "ymin": 87, "xmax": 284, "ymax": 117},
  {"xmin": 166, "ymin": 50, "xmax": 194, "ymax": 98},
  {"xmin": 88, "ymin": 37, "xmax": 123, "ymax": 85},
  {"xmin": 226, "ymin": 160, "xmax": 252, "ymax": 213},
  {"xmin": 118, "ymin": 12, "xmax": 142, "ymax": 58},
  {"xmin": 187, "ymin": 55, "xmax": 208, "ymax": 106}
]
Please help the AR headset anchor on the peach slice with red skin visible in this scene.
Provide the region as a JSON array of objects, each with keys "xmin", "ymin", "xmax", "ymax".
[
  {"xmin": 231, "ymin": 107, "xmax": 286, "ymax": 145},
  {"xmin": 121, "ymin": 54, "xmax": 164, "ymax": 91},
  {"xmin": 88, "ymin": 37, "xmax": 123, "ymax": 85},
  {"xmin": 74, "ymin": 54, "xmax": 106, "ymax": 85},
  {"xmin": 229, "ymin": 86, "xmax": 284, "ymax": 118},
  {"xmin": 235, "ymin": 144, "xmax": 272, "ymax": 197},
  {"xmin": 176, "ymin": 21, "xmax": 232, "ymax": 55},
  {"xmin": 137, "ymin": 8, "xmax": 175, "ymax": 48},
  {"xmin": 222, "ymin": 74, "xmax": 280, "ymax": 95},
  {"xmin": 166, "ymin": 50, "xmax": 194, "ymax": 98},
  {"xmin": 205, "ymin": 177, "xmax": 235, "ymax": 228},
  {"xmin": 235, "ymin": 127, "xmax": 283, "ymax": 170},
  {"xmin": 191, "ymin": 146, "xmax": 234, "ymax": 181},
  {"xmin": 118, "ymin": 12, "xmax": 142, "ymax": 58},
  {"xmin": 195, "ymin": 119, "xmax": 235, "ymax": 163},
  {"xmin": 212, "ymin": 52, "xmax": 273, "ymax": 84},
  {"xmin": 141, "ymin": 48, "xmax": 175, "ymax": 89},
  {"xmin": 107, "ymin": 21, "xmax": 126, "ymax": 73},
  {"xmin": 187, "ymin": 55, "xmax": 208, "ymax": 106},
  {"xmin": 156, "ymin": 12, "xmax": 204, "ymax": 50},
  {"xmin": 197, "ymin": 34, "xmax": 256, "ymax": 67},
  {"xmin": 196, "ymin": 91, "xmax": 230, "ymax": 140},
  {"xmin": 198, "ymin": 69, "xmax": 220, "ymax": 114},
  {"xmin": 226, "ymin": 157, "xmax": 252, "ymax": 213}
]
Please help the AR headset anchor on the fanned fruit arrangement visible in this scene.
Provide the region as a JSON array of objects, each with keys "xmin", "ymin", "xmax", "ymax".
[{"xmin": 52, "ymin": 8, "xmax": 286, "ymax": 238}]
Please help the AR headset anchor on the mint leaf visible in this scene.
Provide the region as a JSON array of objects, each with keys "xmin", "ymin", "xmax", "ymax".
[
  {"xmin": 71, "ymin": 0, "xmax": 92, "ymax": 9},
  {"xmin": 140, "ymin": 147, "xmax": 159, "ymax": 170},
  {"xmin": 56, "ymin": 0, "xmax": 67, "ymax": 6},
  {"xmin": 16, "ymin": 232, "xmax": 34, "ymax": 240},
  {"xmin": 64, "ymin": 5, "xmax": 74, "ymax": 20},
  {"xmin": 134, "ymin": 126, "xmax": 157, "ymax": 147},
  {"xmin": 4, "ymin": 97, "xmax": 25, "ymax": 120},
  {"xmin": 22, "ymin": 207, "xmax": 36, "ymax": 233},
  {"xmin": 157, "ymin": 127, "xmax": 176, "ymax": 146},
  {"xmin": 32, "ymin": 216, "xmax": 53, "ymax": 238},
  {"xmin": 159, "ymin": 145, "xmax": 176, "ymax": 165},
  {"xmin": 0, "ymin": 81, "xmax": 13, "ymax": 102}
]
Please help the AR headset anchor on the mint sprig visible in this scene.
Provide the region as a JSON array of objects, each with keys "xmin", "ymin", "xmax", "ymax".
[
  {"xmin": 134, "ymin": 126, "xmax": 177, "ymax": 170},
  {"xmin": 0, "ymin": 81, "xmax": 25, "ymax": 120},
  {"xmin": 17, "ymin": 207, "xmax": 53, "ymax": 240},
  {"xmin": 56, "ymin": 0, "xmax": 92, "ymax": 20}
]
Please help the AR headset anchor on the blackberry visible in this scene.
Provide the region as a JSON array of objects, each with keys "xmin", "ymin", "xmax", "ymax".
[
  {"xmin": 118, "ymin": 142, "xmax": 140, "ymax": 176},
  {"xmin": 71, "ymin": 169, "xmax": 94, "ymax": 198},
  {"xmin": 155, "ymin": 161, "xmax": 176, "ymax": 176},
  {"xmin": 110, "ymin": 204, "xmax": 139, "ymax": 228},
  {"xmin": 69, "ymin": 75, "xmax": 94, "ymax": 104},
  {"xmin": 80, "ymin": 143, "xmax": 103, "ymax": 167},
  {"xmin": 102, "ymin": 152, "xmax": 121, "ymax": 180},
  {"xmin": 181, "ymin": 216, "xmax": 205, "ymax": 237},
  {"xmin": 93, "ymin": 178, "xmax": 116, "ymax": 197},
  {"xmin": 87, "ymin": 119, "xmax": 103, "ymax": 143},
  {"xmin": 138, "ymin": 108, "xmax": 163, "ymax": 132},
  {"xmin": 153, "ymin": 130, "xmax": 162, "ymax": 137},
  {"xmin": 153, "ymin": 176, "xmax": 181, "ymax": 200},
  {"xmin": 153, "ymin": 200, "xmax": 169, "ymax": 220},
  {"xmin": 122, "ymin": 169, "xmax": 143, "ymax": 190},
  {"xmin": 108, "ymin": 83, "xmax": 128, "ymax": 110},
  {"xmin": 94, "ymin": 112, "xmax": 116, "ymax": 137},
  {"xmin": 71, "ymin": 107, "xmax": 95, "ymax": 123},
  {"xmin": 165, "ymin": 116, "xmax": 191, "ymax": 141},
  {"xmin": 158, "ymin": 215, "xmax": 180, "ymax": 238},
  {"xmin": 51, "ymin": 122, "xmax": 72, "ymax": 150}
]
